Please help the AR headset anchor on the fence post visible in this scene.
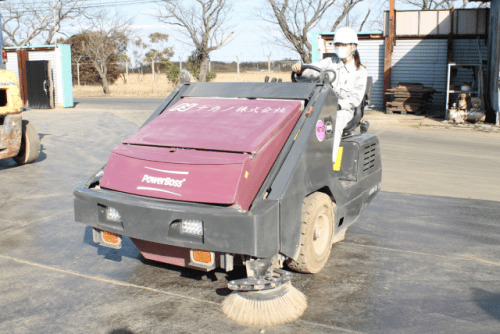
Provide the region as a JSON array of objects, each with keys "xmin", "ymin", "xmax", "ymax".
[
  {"xmin": 152, "ymin": 60, "xmax": 155, "ymax": 82},
  {"xmin": 76, "ymin": 55, "xmax": 82, "ymax": 87},
  {"xmin": 126, "ymin": 61, "xmax": 129, "ymax": 83},
  {"xmin": 237, "ymin": 56, "xmax": 240, "ymax": 82},
  {"xmin": 77, "ymin": 62, "xmax": 81, "ymax": 87}
]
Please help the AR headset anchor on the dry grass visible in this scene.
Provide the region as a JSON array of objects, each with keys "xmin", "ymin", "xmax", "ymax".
[
  {"xmin": 213, "ymin": 71, "xmax": 291, "ymax": 83},
  {"xmin": 73, "ymin": 71, "xmax": 292, "ymax": 98},
  {"xmin": 73, "ymin": 73, "xmax": 175, "ymax": 98}
]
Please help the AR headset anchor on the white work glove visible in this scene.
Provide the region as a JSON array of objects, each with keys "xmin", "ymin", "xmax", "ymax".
[{"xmin": 292, "ymin": 63, "xmax": 303, "ymax": 74}]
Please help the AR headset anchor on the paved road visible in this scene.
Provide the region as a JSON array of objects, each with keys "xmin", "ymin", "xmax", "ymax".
[
  {"xmin": 74, "ymin": 97, "xmax": 164, "ymax": 113},
  {"xmin": 373, "ymin": 125, "xmax": 500, "ymax": 202},
  {"xmin": 0, "ymin": 100, "xmax": 499, "ymax": 333}
]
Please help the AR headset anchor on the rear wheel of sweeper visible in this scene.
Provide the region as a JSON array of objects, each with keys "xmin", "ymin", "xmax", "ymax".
[
  {"xmin": 287, "ymin": 192, "xmax": 335, "ymax": 274},
  {"xmin": 14, "ymin": 120, "xmax": 40, "ymax": 165}
]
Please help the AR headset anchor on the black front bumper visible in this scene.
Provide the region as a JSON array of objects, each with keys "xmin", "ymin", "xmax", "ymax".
[{"xmin": 73, "ymin": 183, "xmax": 280, "ymax": 258}]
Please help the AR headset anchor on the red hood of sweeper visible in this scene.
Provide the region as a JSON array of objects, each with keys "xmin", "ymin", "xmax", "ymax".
[{"xmin": 100, "ymin": 97, "xmax": 303, "ymax": 210}]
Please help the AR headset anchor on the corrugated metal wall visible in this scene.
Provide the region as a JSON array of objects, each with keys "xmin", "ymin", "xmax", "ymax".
[
  {"xmin": 324, "ymin": 39, "xmax": 385, "ymax": 110},
  {"xmin": 0, "ymin": 15, "xmax": 4, "ymax": 68},
  {"xmin": 489, "ymin": 0, "xmax": 500, "ymax": 119},
  {"xmin": 357, "ymin": 40, "xmax": 385, "ymax": 110},
  {"xmin": 391, "ymin": 39, "xmax": 448, "ymax": 114},
  {"xmin": 312, "ymin": 33, "xmax": 491, "ymax": 115},
  {"xmin": 450, "ymin": 39, "xmax": 489, "ymax": 94}
]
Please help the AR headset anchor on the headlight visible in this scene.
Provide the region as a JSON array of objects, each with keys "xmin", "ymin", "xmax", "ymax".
[
  {"xmin": 106, "ymin": 206, "xmax": 122, "ymax": 223},
  {"xmin": 180, "ymin": 219, "xmax": 203, "ymax": 236}
]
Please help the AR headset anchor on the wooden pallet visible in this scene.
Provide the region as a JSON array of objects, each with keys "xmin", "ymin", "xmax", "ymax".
[
  {"xmin": 385, "ymin": 82, "xmax": 435, "ymax": 115},
  {"xmin": 386, "ymin": 108, "xmax": 426, "ymax": 115}
]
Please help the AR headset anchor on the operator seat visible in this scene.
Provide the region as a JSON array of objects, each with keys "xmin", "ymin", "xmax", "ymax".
[{"xmin": 342, "ymin": 76, "xmax": 373, "ymax": 137}]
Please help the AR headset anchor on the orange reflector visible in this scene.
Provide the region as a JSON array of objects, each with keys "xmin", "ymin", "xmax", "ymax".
[
  {"xmin": 192, "ymin": 249, "xmax": 212, "ymax": 264},
  {"xmin": 102, "ymin": 231, "xmax": 120, "ymax": 244},
  {"xmin": 305, "ymin": 106, "xmax": 313, "ymax": 116}
]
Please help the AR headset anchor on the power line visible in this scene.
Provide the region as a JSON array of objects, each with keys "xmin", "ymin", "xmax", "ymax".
[
  {"xmin": 5, "ymin": 0, "xmax": 163, "ymax": 5},
  {"xmin": 2, "ymin": 0, "xmax": 164, "ymax": 13},
  {"xmin": 69, "ymin": 0, "xmax": 164, "ymax": 9}
]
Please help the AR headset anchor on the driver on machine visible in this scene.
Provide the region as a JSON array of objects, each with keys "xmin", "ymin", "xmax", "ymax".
[{"xmin": 292, "ymin": 26, "xmax": 367, "ymax": 163}]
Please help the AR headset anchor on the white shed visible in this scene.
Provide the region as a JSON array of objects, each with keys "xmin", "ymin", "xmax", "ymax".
[{"xmin": 4, "ymin": 44, "xmax": 73, "ymax": 108}]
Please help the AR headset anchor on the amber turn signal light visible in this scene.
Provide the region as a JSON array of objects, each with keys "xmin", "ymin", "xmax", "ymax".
[
  {"xmin": 102, "ymin": 231, "xmax": 120, "ymax": 245},
  {"xmin": 192, "ymin": 249, "xmax": 212, "ymax": 264}
]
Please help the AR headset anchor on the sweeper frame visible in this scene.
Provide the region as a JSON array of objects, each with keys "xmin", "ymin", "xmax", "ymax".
[{"xmin": 74, "ymin": 67, "xmax": 381, "ymax": 324}]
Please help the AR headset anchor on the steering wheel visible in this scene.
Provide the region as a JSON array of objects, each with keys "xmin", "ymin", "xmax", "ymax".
[{"xmin": 291, "ymin": 64, "xmax": 337, "ymax": 84}]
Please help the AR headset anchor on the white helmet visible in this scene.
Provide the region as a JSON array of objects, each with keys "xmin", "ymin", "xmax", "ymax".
[{"xmin": 334, "ymin": 27, "xmax": 358, "ymax": 45}]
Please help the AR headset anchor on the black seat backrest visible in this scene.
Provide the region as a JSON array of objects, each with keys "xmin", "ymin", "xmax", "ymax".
[{"xmin": 342, "ymin": 76, "xmax": 373, "ymax": 136}]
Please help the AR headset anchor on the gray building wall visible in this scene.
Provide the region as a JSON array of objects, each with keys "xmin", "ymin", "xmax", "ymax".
[
  {"xmin": 0, "ymin": 14, "xmax": 4, "ymax": 69},
  {"xmin": 451, "ymin": 39, "xmax": 488, "ymax": 83},
  {"xmin": 313, "ymin": 8, "xmax": 495, "ymax": 117},
  {"xmin": 390, "ymin": 39, "xmax": 448, "ymax": 114},
  {"xmin": 488, "ymin": 0, "xmax": 500, "ymax": 124},
  {"xmin": 356, "ymin": 39, "xmax": 385, "ymax": 110}
]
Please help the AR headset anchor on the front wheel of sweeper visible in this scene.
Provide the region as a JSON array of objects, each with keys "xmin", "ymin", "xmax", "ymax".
[
  {"xmin": 14, "ymin": 120, "xmax": 40, "ymax": 165},
  {"xmin": 287, "ymin": 192, "xmax": 336, "ymax": 274}
]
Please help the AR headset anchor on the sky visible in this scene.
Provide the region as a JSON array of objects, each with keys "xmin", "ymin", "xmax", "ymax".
[
  {"xmin": 112, "ymin": 0, "xmax": 390, "ymax": 62},
  {"xmin": 2, "ymin": 0, "xmax": 392, "ymax": 62},
  {"xmin": 6, "ymin": 0, "xmax": 486, "ymax": 63}
]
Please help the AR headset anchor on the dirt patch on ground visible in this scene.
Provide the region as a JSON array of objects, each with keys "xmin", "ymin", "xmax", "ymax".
[{"xmin": 365, "ymin": 109, "xmax": 500, "ymax": 132}]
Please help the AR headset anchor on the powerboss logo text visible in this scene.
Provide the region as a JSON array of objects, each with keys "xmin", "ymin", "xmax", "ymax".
[{"xmin": 141, "ymin": 174, "xmax": 186, "ymax": 188}]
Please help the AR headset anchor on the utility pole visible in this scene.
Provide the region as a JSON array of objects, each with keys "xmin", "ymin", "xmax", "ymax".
[
  {"xmin": 383, "ymin": 0, "xmax": 395, "ymax": 112},
  {"xmin": 152, "ymin": 58, "xmax": 155, "ymax": 82}
]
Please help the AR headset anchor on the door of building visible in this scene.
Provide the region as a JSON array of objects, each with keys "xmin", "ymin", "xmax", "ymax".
[{"xmin": 26, "ymin": 60, "xmax": 53, "ymax": 109}]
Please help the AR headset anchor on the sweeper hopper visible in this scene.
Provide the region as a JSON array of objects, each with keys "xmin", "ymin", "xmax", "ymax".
[{"xmin": 74, "ymin": 67, "xmax": 382, "ymax": 326}]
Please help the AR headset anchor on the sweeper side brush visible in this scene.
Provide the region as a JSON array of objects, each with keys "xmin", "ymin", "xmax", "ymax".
[
  {"xmin": 222, "ymin": 283, "xmax": 307, "ymax": 327},
  {"xmin": 222, "ymin": 265, "xmax": 307, "ymax": 326}
]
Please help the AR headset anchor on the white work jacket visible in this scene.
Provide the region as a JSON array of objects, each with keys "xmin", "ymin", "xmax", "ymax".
[{"xmin": 299, "ymin": 55, "xmax": 368, "ymax": 111}]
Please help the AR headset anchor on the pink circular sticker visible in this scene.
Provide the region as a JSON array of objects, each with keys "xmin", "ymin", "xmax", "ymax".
[{"xmin": 316, "ymin": 120, "xmax": 325, "ymax": 142}]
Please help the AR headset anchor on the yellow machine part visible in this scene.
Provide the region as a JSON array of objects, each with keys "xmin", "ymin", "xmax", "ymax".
[{"xmin": 0, "ymin": 70, "xmax": 23, "ymax": 115}]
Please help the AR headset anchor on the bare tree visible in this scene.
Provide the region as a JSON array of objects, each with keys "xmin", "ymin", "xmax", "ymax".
[
  {"xmin": 145, "ymin": 33, "xmax": 174, "ymax": 75},
  {"xmin": 1, "ymin": 0, "xmax": 85, "ymax": 46},
  {"xmin": 331, "ymin": 0, "xmax": 366, "ymax": 32},
  {"xmin": 157, "ymin": 0, "xmax": 233, "ymax": 82},
  {"xmin": 130, "ymin": 37, "xmax": 148, "ymax": 73},
  {"xmin": 264, "ymin": 0, "xmax": 364, "ymax": 63},
  {"xmin": 358, "ymin": 9, "xmax": 371, "ymax": 31},
  {"xmin": 79, "ymin": 11, "xmax": 131, "ymax": 94},
  {"xmin": 399, "ymin": 0, "xmax": 488, "ymax": 9}
]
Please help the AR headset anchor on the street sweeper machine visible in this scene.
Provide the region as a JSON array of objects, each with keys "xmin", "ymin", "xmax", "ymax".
[{"xmin": 73, "ymin": 66, "xmax": 382, "ymax": 326}]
